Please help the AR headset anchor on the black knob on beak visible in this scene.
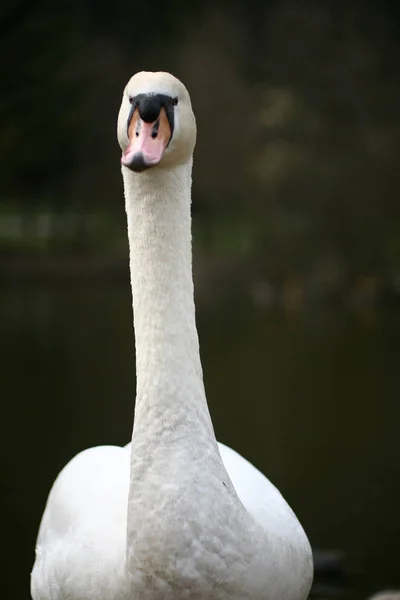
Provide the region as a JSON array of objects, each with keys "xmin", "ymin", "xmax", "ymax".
[{"xmin": 137, "ymin": 96, "xmax": 162, "ymax": 123}]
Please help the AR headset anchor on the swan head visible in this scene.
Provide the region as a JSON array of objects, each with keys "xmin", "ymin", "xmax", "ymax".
[{"xmin": 118, "ymin": 71, "xmax": 196, "ymax": 172}]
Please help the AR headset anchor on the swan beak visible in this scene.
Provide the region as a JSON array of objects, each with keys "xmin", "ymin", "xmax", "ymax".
[{"xmin": 121, "ymin": 107, "xmax": 171, "ymax": 172}]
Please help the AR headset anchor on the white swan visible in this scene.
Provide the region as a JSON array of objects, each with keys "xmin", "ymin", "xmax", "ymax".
[{"xmin": 31, "ymin": 71, "xmax": 313, "ymax": 600}]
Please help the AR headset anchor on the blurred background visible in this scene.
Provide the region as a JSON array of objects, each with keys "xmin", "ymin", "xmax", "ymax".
[{"xmin": 1, "ymin": 0, "xmax": 400, "ymax": 598}]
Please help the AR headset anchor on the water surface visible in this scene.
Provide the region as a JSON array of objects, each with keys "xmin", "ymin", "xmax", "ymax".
[{"xmin": 2, "ymin": 282, "xmax": 399, "ymax": 599}]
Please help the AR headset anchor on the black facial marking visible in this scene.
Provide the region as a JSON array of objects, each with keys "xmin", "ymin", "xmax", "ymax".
[{"xmin": 127, "ymin": 93, "xmax": 176, "ymax": 141}]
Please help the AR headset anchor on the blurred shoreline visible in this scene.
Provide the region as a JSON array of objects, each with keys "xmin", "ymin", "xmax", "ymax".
[{"xmin": 2, "ymin": 254, "xmax": 399, "ymax": 316}]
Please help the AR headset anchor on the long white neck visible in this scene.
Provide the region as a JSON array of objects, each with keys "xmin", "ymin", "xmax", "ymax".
[
  {"xmin": 121, "ymin": 161, "xmax": 298, "ymax": 597},
  {"xmin": 123, "ymin": 160, "xmax": 217, "ymax": 465}
]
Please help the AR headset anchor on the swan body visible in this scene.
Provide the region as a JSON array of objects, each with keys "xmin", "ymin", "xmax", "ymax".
[{"xmin": 31, "ymin": 71, "xmax": 313, "ymax": 600}]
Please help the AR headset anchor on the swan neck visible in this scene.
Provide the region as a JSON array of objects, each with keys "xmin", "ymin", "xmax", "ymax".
[{"xmin": 123, "ymin": 162, "xmax": 211, "ymax": 436}]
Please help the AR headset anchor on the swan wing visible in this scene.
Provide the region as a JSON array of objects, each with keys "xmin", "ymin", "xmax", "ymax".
[
  {"xmin": 31, "ymin": 445, "xmax": 130, "ymax": 600},
  {"xmin": 218, "ymin": 442, "xmax": 310, "ymax": 546}
]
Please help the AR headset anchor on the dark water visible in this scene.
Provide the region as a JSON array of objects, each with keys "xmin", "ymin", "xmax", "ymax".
[{"xmin": 2, "ymin": 282, "xmax": 400, "ymax": 599}]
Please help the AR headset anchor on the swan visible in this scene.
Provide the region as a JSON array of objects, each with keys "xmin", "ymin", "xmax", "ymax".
[{"xmin": 31, "ymin": 71, "xmax": 313, "ymax": 600}]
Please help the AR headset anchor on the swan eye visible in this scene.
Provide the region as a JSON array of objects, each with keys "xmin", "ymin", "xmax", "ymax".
[
  {"xmin": 128, "ymin": 96, "xmax": 133, "ymax": 104},
  {"xmin": 172, "ymin": 97, "xmax": 178, "ymax": 106}
]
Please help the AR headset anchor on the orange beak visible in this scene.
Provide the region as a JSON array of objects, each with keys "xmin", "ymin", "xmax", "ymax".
[{"xmin": 121, "ymin": 106, "xmax": 172, "ymax": 172}]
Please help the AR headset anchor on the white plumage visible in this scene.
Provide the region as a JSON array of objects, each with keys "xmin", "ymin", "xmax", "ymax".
[{"xmin": 31, "ymin": 71, "xmax": 313, "ymax": 600}]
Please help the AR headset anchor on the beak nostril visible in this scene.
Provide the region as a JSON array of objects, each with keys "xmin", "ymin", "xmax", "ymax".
[{"xmin": 151, "ymin": 118, "xmax": 160, "ymax": 140}]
